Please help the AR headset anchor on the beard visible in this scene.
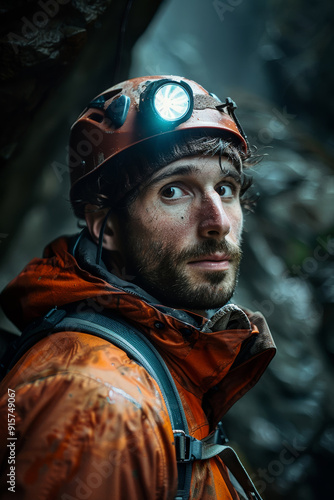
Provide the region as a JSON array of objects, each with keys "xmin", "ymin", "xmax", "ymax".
[{"xmin": 120, "ymin": 229, "xmax": 242, "ymax": 311}]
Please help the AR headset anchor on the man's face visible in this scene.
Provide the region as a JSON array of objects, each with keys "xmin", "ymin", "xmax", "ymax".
[{"xmin": 117, "ymin": 155, "xmax": 244, "ymax": 313}]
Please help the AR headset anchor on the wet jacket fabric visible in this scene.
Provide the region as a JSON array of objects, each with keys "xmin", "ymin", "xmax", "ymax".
[{"xmin": 0, "ymin": 233, "xmax": 276, "ymax": 500}]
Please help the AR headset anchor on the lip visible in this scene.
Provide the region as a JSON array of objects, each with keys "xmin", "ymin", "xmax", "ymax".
[{"xmin": 187, "ymin": 254, "xmax": 231, "ymax": 271}]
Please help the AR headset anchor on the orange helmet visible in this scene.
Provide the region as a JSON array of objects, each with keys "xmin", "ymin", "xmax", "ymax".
[{"xmin": 69, "ymin": 75, "xmax": 248, "ymax": 204}]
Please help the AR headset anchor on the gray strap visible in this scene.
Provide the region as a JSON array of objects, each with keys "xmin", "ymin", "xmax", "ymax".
[
  {"xmin": 194, "ymin": 440, "xmax": 262, "ymax": 500},
  {"xmin": 173, "ymin": 434, "xmax": 262, "ymax": 500},
  {"xmin": 218, "ymin": 446, "xmax": 262, "ymax": 500}
]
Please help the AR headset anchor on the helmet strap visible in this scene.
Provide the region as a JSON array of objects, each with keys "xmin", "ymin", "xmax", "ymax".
[{"xmin": 96, "ymin": 208, "xmax": 114, "ymax": 266}]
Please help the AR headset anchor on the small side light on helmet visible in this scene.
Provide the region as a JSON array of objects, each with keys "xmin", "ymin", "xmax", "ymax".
[{"xmin": 139, "ymin": 79, "xmax": 194, "ymax": 129}]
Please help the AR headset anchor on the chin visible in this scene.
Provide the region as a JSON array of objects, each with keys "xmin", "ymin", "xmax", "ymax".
[{"xmin": 161, "ymin": 281, "xmax": 237, "ymax": 311}]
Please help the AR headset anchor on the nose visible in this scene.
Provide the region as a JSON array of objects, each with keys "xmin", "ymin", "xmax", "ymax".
[{"xmin": 197, "ymin": 192, "xmax": 231, "ymax": 239}]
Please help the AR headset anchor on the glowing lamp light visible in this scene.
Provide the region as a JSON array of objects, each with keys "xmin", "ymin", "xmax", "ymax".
[
  {"xmin": 153, "ymin": 83, "xmax": 191, "ymax": 122},
  {"xmin": 139, "ymin": 79, "xmax": 194, "ymax": 129}
]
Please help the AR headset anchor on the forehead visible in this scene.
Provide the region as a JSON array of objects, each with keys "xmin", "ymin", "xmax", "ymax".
[{"xmin": 144, "ymin": 154, "xmax": 241, "ymax": 188}]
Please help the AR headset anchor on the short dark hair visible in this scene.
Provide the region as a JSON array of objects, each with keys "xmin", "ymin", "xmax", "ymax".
[{"xmin": 71, "ymin": 131, "xmax": 260, "ymax": 219}]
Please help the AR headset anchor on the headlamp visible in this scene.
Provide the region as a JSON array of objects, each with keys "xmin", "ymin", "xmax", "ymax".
[{"xmin": 139, "ymin": 79, "xmax": 194, "ymax": 129}]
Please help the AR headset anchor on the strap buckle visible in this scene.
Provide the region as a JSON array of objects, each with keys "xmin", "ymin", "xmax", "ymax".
[
  {"xmin": 214, "ymin": 421, "xmax": 229, "ymax": 445},
  {"xmin": 173, "ymin": 430, "xmax": 202, "ymax": 462}
]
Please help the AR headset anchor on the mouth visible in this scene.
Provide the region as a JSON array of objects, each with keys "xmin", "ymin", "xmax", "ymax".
[{"xmin": 187, "ymin": 254, "xmax": 231, "ymax": 271}]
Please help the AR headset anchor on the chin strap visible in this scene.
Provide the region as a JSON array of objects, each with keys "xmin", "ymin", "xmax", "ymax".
[{"xmin": 96, "ymin": 208, "xmax": 114, "ymax": 266}]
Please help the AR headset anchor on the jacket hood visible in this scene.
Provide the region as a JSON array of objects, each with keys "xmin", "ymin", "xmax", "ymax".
[
  {"xmin": 1, "ymin": 233, "xmax": 118, "ymax": 331},
  {"xmin": 1, "ymin": 231, "xmax": 276, "ymax": 424}
]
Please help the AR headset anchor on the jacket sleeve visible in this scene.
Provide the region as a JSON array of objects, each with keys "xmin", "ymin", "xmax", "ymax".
[{"xmin": 0, "ymin": 370, "xmax": 178, "ymax": 500}]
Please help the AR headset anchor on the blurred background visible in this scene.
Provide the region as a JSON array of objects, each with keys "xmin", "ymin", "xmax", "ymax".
[{"xmin": 0, "ymin": 0, "xmax": 333, "ymax": 498}]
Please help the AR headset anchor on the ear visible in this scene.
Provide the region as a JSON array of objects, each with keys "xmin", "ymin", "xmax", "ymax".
[{"xmin": 85, "ymin": 205, "xmax": 121, "ymax": 252}]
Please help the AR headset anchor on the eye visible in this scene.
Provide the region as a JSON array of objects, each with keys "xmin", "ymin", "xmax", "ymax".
[
  {"xmin": 161, "ymin": 186, "xmax": 185, "ymax": 199},
  {"xmin": 216, "ymin": 184, "xmax": 234, "ymax": 198}
]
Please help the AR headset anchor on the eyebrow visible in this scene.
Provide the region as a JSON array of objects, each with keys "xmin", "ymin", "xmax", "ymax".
[
  {"xmin": 145, "ymin": 163, "xmax": 242, "ymax": 190},
  {"xmin": 145, "ymin": 165, "xmax": 199, "ymax": 189},
  {"xmin": 219, "ymin": 166, "xmax": 242, "ymax": 184}
]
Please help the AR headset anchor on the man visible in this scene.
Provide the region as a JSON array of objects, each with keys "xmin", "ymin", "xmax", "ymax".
[{"xmin": 0, "ymin": 76, "xmax": 275, "ymax": 499}]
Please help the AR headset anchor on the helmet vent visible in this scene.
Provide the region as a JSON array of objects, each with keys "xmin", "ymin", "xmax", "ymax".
[
  {"xmin": 87, "ymin": 112, "xmax": 104, "ymax": 123},
  {"xmin": 103, "ymin": 88, "xmax": 122, "ymax": 103}
]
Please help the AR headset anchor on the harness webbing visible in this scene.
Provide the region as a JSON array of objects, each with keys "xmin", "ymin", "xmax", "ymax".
[{"xmin": 4, "ymin": 306, "xmax": 262, "ymax": 500}]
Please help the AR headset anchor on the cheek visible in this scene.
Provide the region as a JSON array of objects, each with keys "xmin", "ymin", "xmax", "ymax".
[
  {"xmin": 234, "ymin": 208, "xmax": 244, "ymax": 239},
  {"xmin": 137, "ymin": 204, "xmax": 190, "ymax": 243},
  {"xmin": 225, "ymin": 204, "xmax": 243, "ymax": 241},
  {"xmin": 155, "ymin": 214, "xmax": 189, "ymax": 241}
]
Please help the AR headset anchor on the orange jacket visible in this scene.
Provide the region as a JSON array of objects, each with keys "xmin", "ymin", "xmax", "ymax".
[{"xmin": 0, "ymin": 235, "xmax": 275, "ymax": 499}]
